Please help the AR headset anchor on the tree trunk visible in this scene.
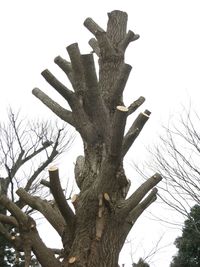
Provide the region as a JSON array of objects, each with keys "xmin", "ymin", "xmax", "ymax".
[{"xmin": 0, "ymin": 10, "xmax": 162, "ymax": 267}]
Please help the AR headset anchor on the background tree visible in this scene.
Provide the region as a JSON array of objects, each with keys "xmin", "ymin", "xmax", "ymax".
[
  {"xmin": 146, "ymin": 107, "xmax": 200, "ymax": 226},
  {"xmin": 0, "ymin": 10, "xmax": 162, "ymax": 267},
  {"xmin": 170, "ymin": 204, "xmax": 200, "ymax": 267},
  {"xmin": 0, "ymin": 109, "xmax": 73, "ymax": 266}
]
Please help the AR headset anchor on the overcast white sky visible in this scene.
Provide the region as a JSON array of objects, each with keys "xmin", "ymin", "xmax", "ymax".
[{"xmin": 1, "ymin": 1, "xmax": 200, "ymax": 266}]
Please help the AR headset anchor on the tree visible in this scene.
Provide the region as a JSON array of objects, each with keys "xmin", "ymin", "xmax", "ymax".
[
  {"xmin": 0, "ymin": 10, "xmax": 162, "ymax": 267},
  {"xmin": 170, "ymin": 204, "xmax": 200, "ymax": 267},
  {"xmin": 146, "ymin": 107, "xmax": 200, "ymax": 225},
  {"xmin": 0, "ymin": 109, "xmax": 73, "ymax": 266}
]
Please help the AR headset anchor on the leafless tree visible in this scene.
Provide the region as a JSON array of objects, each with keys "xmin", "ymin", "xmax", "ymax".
[
  {"xmin": 145, "ymin": 106, "xmax": 200, "ymax": 226},
  {"xmin": 122, "ymin": 234, "xmax": 168, "ymax": 267},
  {"xmin": 0, "ymin": 108, "xmax": 74, "ymax": 265},
  {"xmin": 0, "ymin": 10, "xmax": 162, "ymax": 267}
]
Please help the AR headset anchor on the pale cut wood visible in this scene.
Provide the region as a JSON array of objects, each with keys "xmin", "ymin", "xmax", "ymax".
[
  {"xmin": 116, "ymin": 106, "xmax": 129, "ymax": 112},
  {"xmin": 48, "ymin": 165, "xmax": 58, "ymax": 172},
  {"xmin": 69, "ymin": 256, "xmax": 76, "ymax": 263}
]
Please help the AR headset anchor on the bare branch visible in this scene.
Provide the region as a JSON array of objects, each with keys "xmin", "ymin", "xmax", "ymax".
[
  {"xmin": 66, "ymin": 43, "xmax": 85, "ymax": 92},
  {"xmin": 119, "ymin": 173, "xmax": 162, "ymax": 217},
  {"xmin": 32, "ymin": 88, "xmax": 75, "ymax": 126},
  {"xmin": 128, "ymin": 96, "xmax": 145, "ymax": 115},
  {"xmin": 122, "ymin": 110, "xmax": 151, "ymax": 157},
  {"xmin": 48, "ymin": 166, "xmax": 75, "ymax": 232},
  {"xmin": 40, "ymin": 179, "xmax": 50, "ymax": 188},
  {"xmin": 16, "ymin": 188, "xmax": 65, "ymax": 236},
  {"xmin": 0, "ymin": 214, "xmax": 18, "ymax": 227},
  {"xmin": 30, "ymin": 226, "xmax": 61, "ymax": 267},
  {"xmin": 122, "ymin": 189, "xmax": 158, "ymax": 240},
  {"xmin": 22, "ymin": 140, "xmax": 52, "ymax": 164},
  {"xmin": 0, "ymin": 221, "xmax": 12, "ymax": 240},
  {"xmin": 0, "ymin": 195, "xmax": 28, "ymax": 225},
  {"xmin": 128, "ymin": 188, "xmax": 158, "ymax": 224},
  {"xmin": 107, "ymin": 10, "xmax": 128, "ymax": 45},
  {"xmin": 110, "ymin": 63, "xmax": 132, "ymax": 108},
  {"xmin": 54, "ymin": 56, "xmax": 74, "ymax": 84},
  {"xmin": 110, "ymin": 106, "xmax": 128, "ymax": 161},
  {"xmin": 119, "ymin": 30, "xmax": 140, "ymax": 51},
  {"xmin": 84, "ymin": 17, "xmax": 104, "ymax": 36},
  {"xmin": 88, "ymin": 38, "xmax": 100, "ymax": 56},
  {"xmin": 81, "ymin": 53, "xmax": 109, "ymax": 139},
  {"xmin": 41, "ymin": 69, "xmax": 75, "ymax": 103}
]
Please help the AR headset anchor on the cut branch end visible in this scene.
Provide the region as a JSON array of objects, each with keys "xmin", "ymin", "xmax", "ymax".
[
  {"xmin": 69, "ymin": 256, "xmax": 76, "ymax": 263},
  {"xmin": 48, "ymin": 165, "xmax": 58, "ymax": 172},
  {"xmin": 116, "ymin": 106, "xmax": 129, "ymax": 113}
]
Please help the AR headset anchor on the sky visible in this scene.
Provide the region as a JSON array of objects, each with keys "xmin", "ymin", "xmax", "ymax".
[{"xmin": 1, "ymin": 0, "xmax": 200, "ymax": 266}]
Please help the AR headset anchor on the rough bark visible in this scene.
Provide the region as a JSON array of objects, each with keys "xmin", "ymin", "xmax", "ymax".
[{"xmin": 0, "ymin": 10, "xmax": 162, "ymax": 267}]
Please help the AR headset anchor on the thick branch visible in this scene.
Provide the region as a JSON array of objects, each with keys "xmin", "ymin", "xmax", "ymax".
[
  {"xmin": 74, "ymin": 155, "xmax": 85, "ymax": 189},
  {"xmin": 88, "ymin": 38, "xmax": 100, "ymax": 56},
  {"xmin": 84, "ymin": 18, "xmax": 113, "ymax": 58},
  {"xmin": 110, "ymin": 106, "xmax": 128, "ymax": 161},
  {"xmin": 110, "ymin": 63, "xmax": 132, "ymax": 108},
  {"xmin": 41, "ymin": 69, "xmax": 75, "ymax": 104},
  {"xmin": 95, "ymin": 31, "xmax": 114, "ymax": 58},
  {"xmin": 81, "ymin": 53, "xmax": 98, "ymax": 118},
  {"xmin": 129, "ymin": 188, "xmax": 158, "ymax": 224},
  {"xmin": 95, "ymin": 107, "xmax": 128, "ymax": 193},
  {"xmin": 30, "ymin": 227, "xmax": 61, "ymax": 267},
  {"xmin": 34, "ymin": 73, "xmax": 104, "ymax": 145},
  {"xmin": 119, "ymin": 30, "xmax": 140, "ymax": 51},
  {"xmin": 127, "ymin": 96, "xmax": 145, "ymax": 115},
  {"xmin": 0, "ymin": 195, "xmax": 28, "ymax": 225},
  {"xmin": 0, "ymin": 222, "xmax": 12, "ymax": 240},
  {"xmin": 54, "ymin": 56, "xmax": 74, "ymax": 84},
  {"xmin": 16, "ymin": 188, "xmax": 65, "ymax": 236},
  {"xmin": 48, "ymin": 166, "xmax": 75, "ymax": 232},
  {"xmin": 84, "ymin": 17, "xmax": 104, "ymax": 36},
  {"xmin": 119, "ymin": 173, "xmax": 162, "ymax": 217},
  {"xmin": 122, "ymin": 110, "xmax": 151, "ymax": 157},
  {"xmin": 0, "ymin": 214, "xmax": 18, "ymax": 227},
  {"xmin": 37, "ymin": 70, "xmax": 97, "ymax": 144},
  {"xmin": 32, "ymin": 88, "xmax": 75, "ymax": 126},
  {"xmin": 81, "ymin": 53, "xmax": 98, "ymax": 93},
  {"xmin": 66, "ymin": 43, "xmax": 85, "ymax": 92},
  {"xmin": 120, "ymin": 188, "xmax": 158, "ymax": 245},
  {"xmin": 81, "ymin": 53, "xmax": 109, "ymax": 138},
  {"xmin": 107, "ymin": 10, "xmax": 128, "ymax": 45}
]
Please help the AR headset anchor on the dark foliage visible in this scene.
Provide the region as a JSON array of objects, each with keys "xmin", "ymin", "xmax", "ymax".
[{"xmin": 171, "ymin": 205, "xmax": 200, "ymax": 267}]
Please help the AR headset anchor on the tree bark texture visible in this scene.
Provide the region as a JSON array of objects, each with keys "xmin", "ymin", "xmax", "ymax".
[{"xmin": 0, "ymin": 10, "xmax": 162, "ymax": 267}]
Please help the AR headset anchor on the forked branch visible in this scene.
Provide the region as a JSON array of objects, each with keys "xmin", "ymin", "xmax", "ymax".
[{"xmin": 119, "ymin": 173, "xmax": 162, "ymax": 217}]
